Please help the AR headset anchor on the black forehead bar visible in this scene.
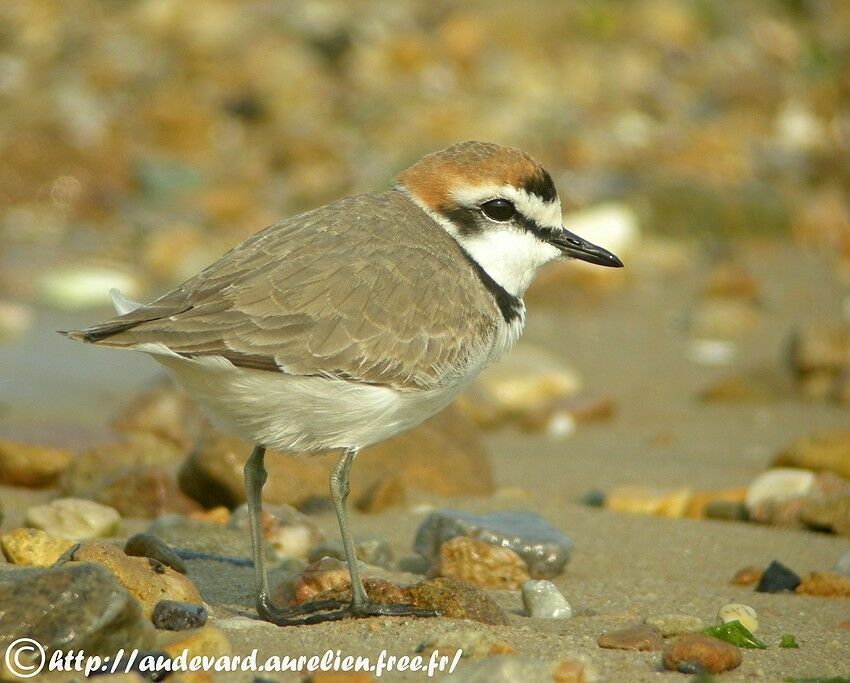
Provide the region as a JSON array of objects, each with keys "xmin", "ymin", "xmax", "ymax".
[{"xmin": 521, "ymin": 168, "xmax": 557, "ymax": 203}]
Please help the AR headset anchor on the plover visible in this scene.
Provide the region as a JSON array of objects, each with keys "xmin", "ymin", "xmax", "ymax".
[{"xmin": 65, "ymin": 141, "xmax": 622, "ymax": 625}]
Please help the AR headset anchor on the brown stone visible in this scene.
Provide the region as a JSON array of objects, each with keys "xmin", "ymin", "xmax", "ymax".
[
  {"xmin": 159, "ymin": 625, "xmax": 231, "ymax": 659},
  {"xmin": 606, "ymin": 485, "xmax": 693, "ymax": 517},
  {"xmin": 686, "ymin": 487, "xmax": 747, "ymax": 518},
  {"xmin": 0, "ymin": 438, "xmax": 72, "ymax": 487},
  {"xmin": 799, "ymin": 495, "xmax": 850, "ymax": 536},
  {"xmin": 1, "ymin": 527, "xmax": 75, "ymax": 566},
  {"xmin": 731, "ymin": 565, "xmax": 763, "ymax": 586},
  {"xmin": 597, "ymin": 624, "xmax": 663, "ymax": 651},
  {"xmin": 96, "ymin": 467, "xmax": 202, "ymax": 518},
  {"xmin": 112, "ymin": 383, "xmax": 205, "ymax": 451},
  {"xmin": 552, "ymin": 658, "xmax": 594, "ymax": 683},
  {"xmin": 310, "ymin": 576, "xmax": 509, "ymax": 626},
  {"xmin": 428, "ymin": 536, "xmax": 529, "ymax": 590},
  {"xmin": 278, "ymin": 557, "xmax": 355, "ymax": 606},
  {"xmin": 701, "ymin": 261, "xmax": 760, "ymax": 302},
  {"xmin": 70, "ymin": 542, "xmax": 203, "ymax": 617},
  {"xmin": 179, "ymin": 403, "xmax": 492, "ymax": 508},
  {"xmin": 795, "ymin": 571, "xmax": 850, "ymax": 597},
  {"xmin": 663, "ymin": 634, "xmax": 742, "ymax": 673},
  {"xmin": 355, "ymin": 475, "xmax": 406, "ymax": 513},
  {"xmin": 188, "ymin": 506, "xmax": 231, "ymax": 524},
  {"xmin": 773, "ymin": 430, "xmax": 850, "ymax": 480}
]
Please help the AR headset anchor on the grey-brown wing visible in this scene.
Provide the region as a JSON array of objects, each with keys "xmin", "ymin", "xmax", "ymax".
[{"xmin": 70, "ymin": 191, "xmax": 498, "ymax": 391}]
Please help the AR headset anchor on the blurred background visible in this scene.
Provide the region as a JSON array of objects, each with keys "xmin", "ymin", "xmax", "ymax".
[{"xmin": 0, "ymin": 0, "xmax": 848, "ymax": 465}]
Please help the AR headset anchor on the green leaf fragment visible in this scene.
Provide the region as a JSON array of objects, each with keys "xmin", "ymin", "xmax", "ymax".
[
  {"xmin": 702, "ymin": 620, "xmax": 768, "ymax": 649},
  {"xmin": 780, "ymin": 633, "xmax": 799, "ymax": 648}
]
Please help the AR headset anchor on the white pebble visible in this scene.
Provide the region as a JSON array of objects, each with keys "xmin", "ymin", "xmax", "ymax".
[
  {"xmin": 25, "ymin": 498, "xmax": 121, "ymax": 540},
  {"xmin": 521, "ymin": 579, "xmax": 572, "ymax": 619},
  {"xmin": 745, "ymin": 468, "xmax": 816, "ymax": 510},
  {"xmin": 717, "ymin": 603, "xmax": 759, "ymax": 633},
  {"xmin": 686, "ymin": 339, "xmax": 737, "ymax": 366}
]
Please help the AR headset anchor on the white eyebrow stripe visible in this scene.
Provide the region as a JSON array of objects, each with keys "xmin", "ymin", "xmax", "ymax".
[{"xmin": 451, "ymin": 184, "xmax": 563, "ymax": 229}]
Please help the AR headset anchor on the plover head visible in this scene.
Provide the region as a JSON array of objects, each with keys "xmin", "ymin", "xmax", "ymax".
[{"xmin": 397, "ymin": 140, "xmax": 623, "ymax": 297}]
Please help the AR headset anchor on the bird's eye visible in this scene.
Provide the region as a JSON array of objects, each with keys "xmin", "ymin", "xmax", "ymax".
[{"xmin": 480, "ymin": 198, "xmax": 515, "ymax": 222}]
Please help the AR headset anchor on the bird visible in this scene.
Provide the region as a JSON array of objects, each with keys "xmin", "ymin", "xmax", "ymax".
[{"xmin": 64, "ymin": 141, "xmax": 623, "ymax": 625}]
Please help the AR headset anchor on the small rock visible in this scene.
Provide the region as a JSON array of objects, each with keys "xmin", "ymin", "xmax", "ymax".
[
  {"xmin": 795, "ymin": 571, "xmax": 850, "ymax": 597},
  {"xmin": 689, "ymin": 299, "xmax": 759, "ymax": 338},
  {"xmin": 701, "ymin": 261, "xmax": 760, "ymax": 302},
  {"xmin": 308, "ymin": 538, "xmax": 394, "ymax": 569},
  {"xmin": 597, "ymin": 624, "xmax": 663, "ymax": 651},
  {"xmin": 160, "ymin": 625, "xmax": 231, "ymax": 659},
  {"xmin": 745, "ymin": 468, "xmax": 816, "ymax": 511},
  {"xmin": 355, "ymin": 475, "xmax": 406, "ymax": 512},
  {"xmin": 417, "ymin": 629, "xmax": 515, "ymax": 659},
  {"xmin": 799, "ymin": 494, "xmax": 850, "ymax": 536},
  {"xmin": 755, "ymin": 560, "xmax": 800, "ymax": 593},
  {"xmin": 645, "ymin": 614, "xmax": 706, "ymax": 637},
  {"xmin": 773, "ymin": 430, "xmax": 850, "ymax": 480},
  {"xmin": 0, "ymin": 564, "xmax": 154, "ymax": 658},
  {"xmin": 442, "ymin": 655, "xmax": 595, "ymax": 682},
  {"xmin": 188, "ymin": 506, "xmax": 231, "ymax": 524},
  {"xmin": 703, "ymin": 500, "xmax": 749, "ymax": 521},
  {"xmin": 1, "ymin": 528, "xmax": 75, "ymax": 566},
  {"xmin": 663, "ymin": 634, "xmax": 742, "ymax": 674},
  {"xmin": 606, "ymin": 485, "xmax": 692, "ymax": 517},
  {"xmin": 278, "ymin": 557, "xmax": 361, "ymax": 607},
  {"xmin": 38, "ymin": 266, "xmax": 141, "ymax": 311},
  {"xmin": 517, "ymin": 394, "xmax": 614, "ymax": 436},
  {"xmin": 25, "ymin": 498, "xmax": 121, "ymax": 539},
  {"xmin": 731, "ymin": 566, "xmax": 763, "ymax": 586},
  {"xmin": 69, "ymin": 542, "xmax": 203, "ymax": 617},
  {"xmin": 97, "ymin": 466, "xmax": 202, "ymax": 518},
  {"xmin": 229, "ymin": 503, "xmax": 324, "ymax": 560},
  {"xmin": 458, "ymin": 345, "xmax": 582, "ymax": 428},
  {"xmin": 685, "ymin": 487, "xmax": 747, "ymax": 518},
  {"xmin": 430, "ymin": 536, "xmax": 529, "ymax": 590},
  {"xmin": 125, "ymin": 532, "xmax": 187, "ymax": 574},
  {"xmin": 151, "ymin": 600, "xmax": 208, "ymax": 630},
  {"xmin": 747, "ymin": 496, "xmax": 806, "ymax": 528},
  {"xmin": 717, "ymin": 603, "xmax": 759, "ymax": 632},
  {"xmin": 414, "ymin": 509, "xmax": 573, "ymax": 579},
  {"xmin": 0, "ymin": 438, "xmax": 72, "ymax": 487},
  {"xmin": 521, "ymin": 579, "xmax": 572, "ymax": 619},
  {"xmin": 686, "ymin": 339, "xmax": 737, "ymax": 366},
  {"xmin": 834, "ymin": 549, "xmax": 850, "ymax": 577},
  {"xmin": 111, "ymin": 383, "xmax": 203, "ymax": 451},
  {"xmin": 552, "ymin": 657, "xmax": 596, "ymax": 683},
  {"xmin": 311, "ymin": 577, "xmax": 509, "ymax": 626}
]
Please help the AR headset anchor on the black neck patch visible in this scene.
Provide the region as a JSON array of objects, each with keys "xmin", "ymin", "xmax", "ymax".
[{"xmin": 457, "ymin": 248, "xmax": 524, "ymax": 324}]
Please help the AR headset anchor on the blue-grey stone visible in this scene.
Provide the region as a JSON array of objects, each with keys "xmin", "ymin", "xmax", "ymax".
[{"xmin": 413, "ymin": 509, "xmax": 573, "ymax": 579}]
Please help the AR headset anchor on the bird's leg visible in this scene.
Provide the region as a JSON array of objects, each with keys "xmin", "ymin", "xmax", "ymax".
[
  {"xmin": 329, "ymin": 447, "xmax": 438, "ymax": 619},
  {"xmin": 244, "ymin": 444, "xmax": 345, "ymax": 625}
]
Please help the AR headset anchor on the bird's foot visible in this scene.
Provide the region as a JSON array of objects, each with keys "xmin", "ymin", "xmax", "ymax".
[{"xmin": 256, "ymin": 595, "xmax": 438, "ymax": 626}]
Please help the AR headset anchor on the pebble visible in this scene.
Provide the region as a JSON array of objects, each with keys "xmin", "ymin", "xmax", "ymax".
[
  {"xmin": 0, "ymin": 564, "xmax": 154, "ymax": 656},
  {"xmin": 111, "ymin": 384, "xmax": 203, "ymax": 450},
  {"xmin": 37, "ymin": 266, "xmax": 141, "ymax": 310},
  {"xmin": 597, "ymin": 624, "xmax": 663, "ymax": 651},
  {"xmin": 68, "ymin": 541, "xmax": 203, "ymax": 617},
  {"xmin": 308, "ymin": 576, "xmax": 509, "ymax": 626},
  {"xmin": 25, "ymin": 498, "xmax": 121, "ymax": 539},
  {"xmin": 795, "ymin": 570, "xmax": 850, "ymax": 597},
  {"xmin": 645, "ymin": 613, "xmax": 706, "ymax": 637},
  {"xmin": 442, "ymin": 655, "xmax": 595, "ymax": 682},
  {"xmin": 0, "ymin": 438, "xmax": 73, "ymax": 487},
  {"xmin": 731, "ymin": 565, "xmax": 763, "ymax": 586},
  {"xmin": 703, "ymin": 500, "xmax": 749, "ymax": 521},
  {"xmin": 834, "ymin": 548, "xmax": 850, "ymax": 577},
  {"xmin": 717, "ymin": 603, "xmax": 759, "ymax": 633},
  {"xmin": 755, "ymin": 560, "xmax": 801, "ymax": 593},
  {"xmin": 414, "ymin": 509, "xmax": 574, "ymax": 579},
  {"xmin": 179, "ymin": 403, "xmax": 493, "ymax": 508},
  {"xmin": 799, "ymin": 494, "xmax": 850, "ymax": 536},
  {"xmin": 772, "ymin": 430, "xmax": 850, "ymax": 480},
  {"xmin": 417, "ymin": 629, "xmax": 515, "ymax": 658},
  {"xmin": 97, "ymin": 466, "xmax": 202, "ymax": 518},
  {"xmin": 355, "ymin": 474, "xmax": 407, "ymax": 512},
  {"xmin": 606, "ymin": 485, "xmax": 693, "ymax": 517},
  {"xmin": 686, "ymin": 339, "xmax": 737, "ymax": 366},
  {"xmin": 458, "ymin": 344, "xmax": 582, "ymax": 428},
  {"xmin": 146, "ymin": 515, "xmax": 264, "ymax": 561},
  {"xmin": 521, "ymin": 580, "xmax": 572, "ymax": 619},
  {"xmin": 663, "ymin": 634, "xmax": 742, "ymax": 674},
  {"xmin": 430, "ymin": 536, "xmax": 530, "ymax": 590},
  {"xmin": 229, "ymin": 502, "xmax": 324, "ymax": 560},
  {"xmin": 125, "ymin": 532, "xmax": 187, "ymax": 574},
  {"xmin": 151, "ymin": 599, "xmax": 208, "ymax": 630},
  {"xmin": 744, "ymin": 468, "xmax": 816, "ymax": 510},
  {"xmin": 689, "ymin": 299, "xmax": 759, "ymax": 339},
  {"xmin": 280, "ymin": 557, "xmax": 361, "ymax": 606},
  {"xmin": 308, "ymin": 538, "xmax": 394, "ymax": 570},
  {"xmin": 685, "ymin": 487, "xmax": 747, "ymax": 518},
  {"xmin": 1, "ymin": 527, "xmax": 75, "ymax": 566}
]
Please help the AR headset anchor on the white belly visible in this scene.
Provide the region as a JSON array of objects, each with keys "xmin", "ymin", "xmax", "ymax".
[{"xmin": 139, "ymin": 308, "xmax": 523, "ymax": 454}]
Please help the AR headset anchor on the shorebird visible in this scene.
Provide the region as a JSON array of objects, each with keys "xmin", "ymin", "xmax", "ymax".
[{"xmin": 65, "ymin": 141, "xmax": 622, "ymax": 625}]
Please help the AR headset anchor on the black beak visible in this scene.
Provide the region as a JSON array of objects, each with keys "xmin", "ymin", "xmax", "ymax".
[{"xmin": 549, "ymin": 228, "xmax": 624, "ymax": 268}]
